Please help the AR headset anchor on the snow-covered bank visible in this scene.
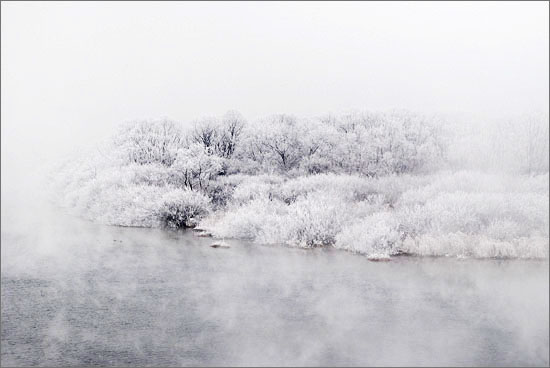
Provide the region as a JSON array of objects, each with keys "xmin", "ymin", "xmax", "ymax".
[
  {"xmin": 50, "ymin": 111, "xmax": 549, "ymax": 259},
  {"xmin": 200, "ymin": 172, "xmax": 549, "ymax": 259}
]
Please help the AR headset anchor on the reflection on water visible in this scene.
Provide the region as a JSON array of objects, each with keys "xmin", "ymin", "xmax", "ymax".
[{"xmin": 1, "ymin": 205, "xmax": 549, "ymax": 366}]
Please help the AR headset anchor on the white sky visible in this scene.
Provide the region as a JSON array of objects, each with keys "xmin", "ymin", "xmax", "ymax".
[{"xmin": 1, "ymin": 1, "xmax": 549, "ymax": 193}]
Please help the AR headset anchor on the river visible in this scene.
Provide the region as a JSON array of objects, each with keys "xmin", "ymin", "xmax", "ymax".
[{"xmin": 1, "ymin": 204, "xmax": 548, "ymax": 366}]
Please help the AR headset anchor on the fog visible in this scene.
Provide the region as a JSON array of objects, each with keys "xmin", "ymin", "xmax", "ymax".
[
  {"xmin": 2, "ymin": 2, "xmax": 549, "ymax": 366},
  {"xmin": 2, "ymin": 2, "xmax": 549, "ymax": 198},
  {"xmin": 2, "ymin": 210, "xmax": 549, "ymax": 366}
]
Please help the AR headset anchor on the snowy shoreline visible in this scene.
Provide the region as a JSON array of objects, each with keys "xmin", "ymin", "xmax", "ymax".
[{"xmin": 50, "ymin": 111, "xmax": 549, "ymax": 260}]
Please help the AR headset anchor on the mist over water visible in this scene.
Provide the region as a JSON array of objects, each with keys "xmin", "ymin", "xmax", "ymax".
[
  {"xmin": 2, "ymin": 2, "xmax": 549, "ymax": 366},
  {"xmin": 2, "ymin": 202, "xmax": 549, "ymax": 367}
]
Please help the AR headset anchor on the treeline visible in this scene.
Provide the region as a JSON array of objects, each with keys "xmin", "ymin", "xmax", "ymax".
[{"xmin": 111, "ymin": 110, "xmax": 446, "ymax": 193}]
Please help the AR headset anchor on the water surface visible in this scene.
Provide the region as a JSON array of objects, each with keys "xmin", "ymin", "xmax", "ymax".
[{"xmin": 1, "ymin": 206, "xmax": 549, "ymax": 366}]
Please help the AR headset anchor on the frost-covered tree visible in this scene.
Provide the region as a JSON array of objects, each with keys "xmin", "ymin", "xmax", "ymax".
[
  {"xmin": 511, "ymin": 113, "xmax": 549, "ymax": 175},
  {"xmin": 188, "ymin": 111, "xmax": 246, "ymax": 159},
  {"xmin": 114, "ymin": 119, "xmax": 184, "ymax": 166},
  {"xmin": 447, "ymin": 112, "xmax": 549, "ymax": 175},
  {"xmin": 298, "ymin": 121, "xmax": 340, "ymax": 174},
  {"xmin": 190, "ymin": 117, "xmax": 219, "ymax": 150},
  {"xmin": 245, "ymin": 114, "xmax": 307, "ymax": 172},
  {"xmin": 314, "ymin": 110, "xmax": 444, "ymax": 176},
  {"xmin": 172, "ymin": 144, "xmax": 223, "ymax": 191},
  {"xmin": 215, "ymin": 110, "xmax": 246, "ymax": 159},
  {"xmin": 234, "ymin": 110, "xmax": 444, "ymax": 176}
]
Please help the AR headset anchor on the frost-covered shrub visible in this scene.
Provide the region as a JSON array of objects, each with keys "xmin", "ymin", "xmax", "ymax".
[
  {"xmin": 203, "ymin": 178, "xmax": 238, "ymax": 209},
  {"xmin": 399, "ymin": 191, "xmax": 549, "ymax": 238},
  {"xmin": 395, "ymin": 177, "xmax": 549, "ymax": 258},
  {"xmin": 201, "ymin": 185, "xmax": 383, "ymax": 248},
  {"xmin": 201, "ymin": 198, "xmax": 289, "ymax": 240},
  {"xmin": 299, "ymin": 155, "xmax": 333, "ymax": 175},
  {"xmin": 200, "ymin": 171, "xmax": 549, "ymax": 259},
  {"xmin": 401, "ymin": 233, "xmax": 549, "ymax": 259},
  {"xmin": 63, "ymin": 174, "xmax": 165, "ymax": 227},
  {"xmin": 274, "ymin": 174, "xmax": 369, "ymax": 204},
  {"xmin": 156, "ymin": 189, "xmax": 211, "ymax": 228},
  {"xmin": 90, "ymin": 184, "xmax": 164, "ymax": 227},
  {"xmin": 485, "ymin": 219, "xmax": 522, "ymax": 240},
  {"xmin": 399, "ymin": 171, "xmax": 510, "ymax": 206},
  {"xmin": 335, "ymin": 212, "xmax": 400, "ymax": 258},
  {"xmin": 405, "ymin": 192, "xmax": 487, "ymax": 234},
  {"xmin": 230, "ymin": 174, "xmax": 285, "ymax": 205},
  {"xmin": 284, "ymin": 192, "xmax": 352, "ymax": 247},
  {"xmin": 269, "ymin": 173, "xmax": 416, "ymax": 208},
  {"xmin": 130, "ymin": 163, "xmax": 178, "ymax": 186}
]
